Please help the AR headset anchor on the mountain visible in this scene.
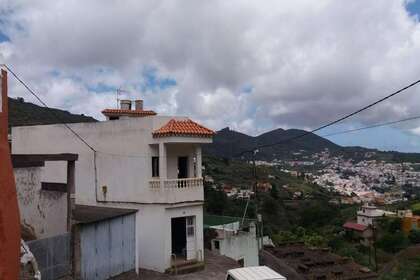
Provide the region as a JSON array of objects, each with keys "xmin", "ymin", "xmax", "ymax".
[
  {"xmin": 203, "ymin": 127, "xmax": 340, "ymax": 161},
  {"xmin": 8, "ymin": 97, "xmax": 97, "ymax": 128}
]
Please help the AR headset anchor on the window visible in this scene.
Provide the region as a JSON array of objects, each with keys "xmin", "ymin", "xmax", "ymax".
[
  {"xmin": 214, "ymin": 240, "xmax": 220, "ymax": 250},
  {"xmin": 109, "ymin": 116, "xmax": 119, "ymax": 120},
  {"xmin": 187, "ymin": 216, "xmax": 195, "ymax": 237},
  {"xmin": 152, "ymin": 156, "xmax": 159, "ymax": 177}
]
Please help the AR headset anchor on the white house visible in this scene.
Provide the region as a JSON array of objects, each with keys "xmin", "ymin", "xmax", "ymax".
[
  {"xmin": 357, "ymin": 204, "xmax": 384, "ymax": 226},
  {"xmin": 12, "ymin": 99, "xmax": 214, "ymax": 273},
  {"xmin": 210, "ymin": 221, "xmax": 259, "ymax": 267}
]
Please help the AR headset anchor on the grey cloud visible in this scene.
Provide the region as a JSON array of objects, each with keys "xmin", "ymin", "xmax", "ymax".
[{"xmin": 1, "ymin": 0, "xmax": 420, "ymax": 137}]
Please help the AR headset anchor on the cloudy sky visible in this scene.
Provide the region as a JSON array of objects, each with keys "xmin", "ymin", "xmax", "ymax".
[{"xmin": 2, "ymin": 0, "xmax": 420, "ymax": 152}]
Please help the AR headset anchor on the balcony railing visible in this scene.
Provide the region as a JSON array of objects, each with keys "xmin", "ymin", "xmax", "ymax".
[{"xmin": 149, "ymin": 177, "xmax": 203, "ymax": 190}]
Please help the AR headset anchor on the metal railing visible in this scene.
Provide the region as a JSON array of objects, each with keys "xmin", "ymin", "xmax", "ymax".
[{"xmin": 149, "ymin": 178, "xmax": 203, "ymax": 190}]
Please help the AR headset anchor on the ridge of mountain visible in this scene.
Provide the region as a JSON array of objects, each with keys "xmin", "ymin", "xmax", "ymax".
[
  {"xmin": 8, "ymin": 97, "xmax": 97, "ymax": 128},
  {"xmin": 203, "ymin": 127, "xmax": 340, "ymax": 160}
]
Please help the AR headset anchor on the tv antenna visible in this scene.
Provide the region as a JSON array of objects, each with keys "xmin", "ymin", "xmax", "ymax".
[{"xmin": 116, "ymin": 87, "xmax": 129, "ymax": 109}]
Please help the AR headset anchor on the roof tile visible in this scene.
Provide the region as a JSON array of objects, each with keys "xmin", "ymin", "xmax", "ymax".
[
  {"xmin": 343, "ymin": 222, "xmax": 368, "ymax": 232},
  {"xmin": 102, "ymin": 109, "xmax": 157, "ymax": 117},
  {"xmin": 153, "ymin": 119, "xmax": 214, "ymax": 138}
]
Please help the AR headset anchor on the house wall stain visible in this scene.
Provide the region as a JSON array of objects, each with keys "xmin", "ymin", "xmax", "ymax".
[{"xmin": 14, "ymin": 167, "xmax": 68, "ymax": 239}]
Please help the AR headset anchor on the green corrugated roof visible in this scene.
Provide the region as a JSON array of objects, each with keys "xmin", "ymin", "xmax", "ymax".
[{"xmin": 203, "ymin": 214, "xmax": 256, "ymax": 229}]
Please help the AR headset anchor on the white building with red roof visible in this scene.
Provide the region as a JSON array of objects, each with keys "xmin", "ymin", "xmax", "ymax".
[{"xmin": 12, "ymin": 98, "xmax": 214, "ymax": 274}]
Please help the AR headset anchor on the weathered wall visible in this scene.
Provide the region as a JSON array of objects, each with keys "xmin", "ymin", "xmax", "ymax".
[{"xmin": 14, "ymin": 167, "xmax": 67, "ymax": 239}]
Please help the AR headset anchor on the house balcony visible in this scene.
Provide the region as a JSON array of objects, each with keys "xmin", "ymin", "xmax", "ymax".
[{"xmin": 149, "ymin": 177, "xmax": 204, "ymax": 204}]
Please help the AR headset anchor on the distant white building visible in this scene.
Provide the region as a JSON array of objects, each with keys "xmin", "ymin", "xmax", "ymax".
[
  {"xmin": 210, "ymin": 221, "xmax": 259, "ymax": 267},
  {"xmin": 12, "ymin": 99, "xmax": 214, "ymax": 273},
  {"xmin": 357, "ymin": 204, "xmax": 385, "ymax": 226}
]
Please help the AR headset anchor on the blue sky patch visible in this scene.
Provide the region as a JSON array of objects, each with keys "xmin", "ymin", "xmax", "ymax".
[
  {"xmin": 407, "ymin": 0, "xmax": 420, "ymax": 18},
  {"xmin": 87, "ymin": 83, "xmax": 117, "ymax": 93},
  {"xmin": 141, "ymin": 67, "xmax": 177, "ymax": 92},
  {"xmin": 317, "ymin": 123, "xmax": 420, "ymax": 153},
  {"xmin": 0, "ymin": 31, "xmax": 9, "ymax": 42}
]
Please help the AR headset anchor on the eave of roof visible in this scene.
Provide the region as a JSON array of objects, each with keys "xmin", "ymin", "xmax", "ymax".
[
  {"xmin": 102, "ymin": 109, "xmax": 157, "ymax": 117},
  {"xmin": 153, "ymin": 118, "xmax": 215, "ymax": 138},
  {"xmin": 343, "ymin": 222, "xmax": 368, "ymax": 232},
  {"xmin": 73, "ymin": 204, "xmax": 137, "ymax": 224}
]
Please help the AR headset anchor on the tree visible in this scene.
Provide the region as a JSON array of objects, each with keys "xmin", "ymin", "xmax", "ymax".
[
  {"xmin": 388, "ymin": 218, "xmax": 402, "ymax": 233},
  {"xmin": 409, "ymin": 229, "xmax": 420, "ymax": 244},
  {"xmin": 204, "ymin": 185, "xmax": 228, "ymax": 215},
  {"xmin": 270, "ymin": 183, "xmax": 279, "ymax": 199},
  {"xmin": 376, "ymin": 232, "xmax": 408, "ymax": 253}
]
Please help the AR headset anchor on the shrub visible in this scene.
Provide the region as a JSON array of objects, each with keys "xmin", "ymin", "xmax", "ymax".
[{"xmin": 408, "ymin": 229, "xmax": 420, "ymax": 244}]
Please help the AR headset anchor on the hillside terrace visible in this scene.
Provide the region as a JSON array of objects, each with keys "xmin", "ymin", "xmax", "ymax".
[{"xmin": 266, "ymin": 243, "xmax": 378, "ymax": 280}]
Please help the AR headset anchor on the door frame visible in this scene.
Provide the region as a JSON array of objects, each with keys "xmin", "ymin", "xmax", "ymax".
[{"xmin": 177, "ymin": 156, "xmax": 189, "ymax": 179}]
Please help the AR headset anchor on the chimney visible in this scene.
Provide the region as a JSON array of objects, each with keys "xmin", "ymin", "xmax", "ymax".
[
  {"xmin": 120, "ymin": 99, "xmax": 132, "ymax": 110},
  {"xmin": 135, "ymin": 100, "xmax": 143, "ymax": 111}
]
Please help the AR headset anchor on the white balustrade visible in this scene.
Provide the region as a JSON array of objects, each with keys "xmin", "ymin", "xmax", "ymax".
[{"xmin": 149, "ymin": 178, "xmax": 203, "ymax": 190}]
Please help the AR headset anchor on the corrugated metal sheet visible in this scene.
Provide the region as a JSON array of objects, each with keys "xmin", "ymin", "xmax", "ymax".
[
  {"xmin": 80, "ymin": 213, "xmax": 135, "ymax": 280},
  {"xmin": 227, "ymin": 266, "xmax": 286, "ymax": 280}
]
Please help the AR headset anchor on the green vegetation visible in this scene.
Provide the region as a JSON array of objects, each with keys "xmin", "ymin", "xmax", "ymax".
[
  {"xmin": 408, "ymin": 230, "xmax": 420, "ymax": 244},
  {"xmin": 204, "ymin": 155, "xmax": 420, "ymax": 276},
  {"xmin": 411, "ymin": 202, "xmax": 420, "ymax": 215},
  {"xmin": 8, "ymin": 97, "xmax": 96, "ymax": 129}
]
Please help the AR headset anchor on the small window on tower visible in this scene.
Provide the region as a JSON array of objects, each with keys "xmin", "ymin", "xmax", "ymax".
[{"xmin": 152, "ymin": 156, "xmax": 159, "ymax": 177}]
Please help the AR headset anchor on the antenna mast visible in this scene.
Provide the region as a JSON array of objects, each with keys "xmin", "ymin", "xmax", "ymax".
[{"xmin": 116, "ymin": 87, "xmax": 129, "ymax": 109}]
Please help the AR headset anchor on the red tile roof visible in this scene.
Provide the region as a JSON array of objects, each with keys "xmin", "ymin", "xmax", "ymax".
[
  {"xmin": 153, "ymin": 119, "xmax": 215, "ymax": 138},
  {"xmin": 102, "ymin": 109, "xmax": 157, "ymax": 117},
  {"xmin": 343, "ymin": 222, "xmax": 368, "ymax": 232}
]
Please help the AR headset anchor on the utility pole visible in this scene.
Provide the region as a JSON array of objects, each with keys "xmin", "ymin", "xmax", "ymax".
[
  {"xmin": 251, "ymin": 149, "xmax": 264, "ymax": 252},
  {"xmin": 373, "ymin": 223, "xmax": 378, "ymax": 272}
]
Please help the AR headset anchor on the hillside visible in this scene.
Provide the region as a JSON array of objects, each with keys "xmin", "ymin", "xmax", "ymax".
[
  {"xmin": 204, "ymin": 127, "xmax": 420, "ymax": 163},
  {"xmin": 203, "ymin": 127, "xmax": 340, "ymax": 160},
  {"xmin": 8, "ymin": 97, "xmax": 97, "ymax": 128}
]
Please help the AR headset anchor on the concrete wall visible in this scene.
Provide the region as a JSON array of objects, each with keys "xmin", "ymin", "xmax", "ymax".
[
  {"xmin": 14, "ymin": 167, "xmax": 67, "ymax": 239},
  {"xmin": 211, "ymin": 224, "xmax": 259, "ymax": 267},
  {"xmin": 12, "ymin": 116, "xmax": 210, "ymax": 206},
  {"xmin": 166, "ymin": 144, "xmax": 197, "ymax": 179},
  {"xmin": 357, "ymin": 215, "xmax": 374, "ymax": 226},
  {"xmin": 135, "ymin": 203, "xmax": 204, "ymax": 273}
]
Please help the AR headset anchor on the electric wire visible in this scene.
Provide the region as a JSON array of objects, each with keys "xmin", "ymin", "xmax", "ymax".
[
  {"xmin": 320, "ymin": 114, "xmax": 420, "ymax": 138},
  {"xmin": 238, "ymin": 78, "xmax": 420, "ymax": 156},
  {"xmin": 2, "ymin": 64, "xmax": 96, "ymax": 152}
]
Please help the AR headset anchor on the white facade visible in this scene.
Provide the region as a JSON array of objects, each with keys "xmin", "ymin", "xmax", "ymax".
[
  {"xmin": 357, "ymin": 205, "xmax": 384, "ymax": 226},
  {"xmin": 12, "ymin": 114, "xmax": 212, "ymax": 273},
  {"xmin": 211, "ymin": 222, "xmax": 259, "ymax": 267}
]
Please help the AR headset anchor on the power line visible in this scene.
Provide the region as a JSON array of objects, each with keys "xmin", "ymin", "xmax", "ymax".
[
  {"xmin": 239, "ymin": 77, "xmax": 420, "ymax": 156},
  {"xmin": 320, "ymin": 114, "xmax": 420, "ymax": 138},
  {"xmin": 2, "ymin": 64, "xmax": 96, "ymax": 152}
]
